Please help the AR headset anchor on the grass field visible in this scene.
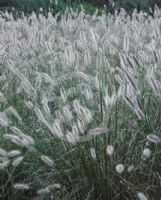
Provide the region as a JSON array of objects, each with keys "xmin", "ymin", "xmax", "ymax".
[{"xmin": 0, "ymin": 6, "xmax": 161, "ymax": 200}]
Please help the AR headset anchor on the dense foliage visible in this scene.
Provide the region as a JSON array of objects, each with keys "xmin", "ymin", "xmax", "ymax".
[{"xmin": 0, "ymin": 0, "xmax": 161, "ymax": 16}]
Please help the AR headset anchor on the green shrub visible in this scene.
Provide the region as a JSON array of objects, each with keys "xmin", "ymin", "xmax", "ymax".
[
  {"xmin": 0, "ymin": 0, "xmax": 106, "ymax": 18},
  {"xmin": 1, "ymin": 0, "xmax": 161, "ymax": 16}
]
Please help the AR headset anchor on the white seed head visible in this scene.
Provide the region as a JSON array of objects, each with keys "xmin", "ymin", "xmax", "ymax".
[
  {"xmin": 42, "ymin": 96, "xmax": 51, "ymax": 116},
  {"xmin": 0, "ymin": 112, "xmax": 9, "ymax": 127},
  {"xmin": 3, "ymin": 134, "xmax": 22, "ymax": 144},
  {"xmin": 89, "ymin": 127, "xmax": 108, "ymax": 137},
  {"xmin": 137, "ymin": 192, "xmax": 147, "ymax": 200},
  {"xmin": 66, "ymin": 131, "xmax": 79, "ymax": 144},
  {"xmin": 127, "ymin": 165, "xmax": 134, "ymax": 173},
  {"xmin": 5, "ymin": 107, "xmax": 22, "ymax": 122},
  {"xmin": 90, "ymin": 148, "xmax": 96, "ymax": 160},
  {"xmin": 76, "ymin": 106, "xmax": 92, "ymax": 124},
  {"xmin": 12, "ymin": 156, "xmax": 24, "ymax": 167},
  {"xmin": 60, "ymin": 88, "xmax": 67, "ymax": 103},
  {"xmin": 41, "ymin": 155, "xmax": 54, "ymax": 167},
  {"xmin": 84, "ymin": 108, "xmax": 92, "ymax": 123},
  {"xmin": 22, "ymin": 134, "xmax": 35, "ymax": 147},
  {"xmin": 0, "ymin": 160, "xmax": 10, "ymax": 170},
  {"xmin": 146, "ymin": 134, "xmax": 161, "ymax": 144},
  {"xmin": 25, "ymin": 101, "xmax": 34, "ymax": 109},
  {"xmin": 115, "ymin": 164, "xmax": 125, "ymax": 174},
  {"xmin": 8, "ymin": 150, "xmax": 21, "ymax": 157},
  {"xmin": 94, "ymin": 76, "xmax": 99, "ymax": 89},
  {"xmin": 37, "ymin": 188, "xmax": 50, "ymax": 195},
  {"xmin": 63, "ymin": 105, "xmax": 73, "ymax": 121},
  {"xmin": 14, "ymin": 183, "xmax": 30, "ymax": 190},
  {"xmin": 34, "ymin": 107, "xmax": 50, "ymax": 129},
  {"xmin": 0, "ymin": 92, "xmax": 7, "ymax": 103},
  {"xmin": 106, "ymin": 145, "xmax": 114, "ymax": 157},
  {"xmin": 55, "ymin": 110, "xmax": 63, "ymax": 121},
  {"xmin": 47, "ymin": 183, "xmax": 61, "ymax": 190},
  {"xmin": 53, "ymin": 121, "xmax": 64, "ymax": 137},
  {"xmin": 0, "ymin": 156, "xmax": 8, "ymax": 162},
  {"xmin": 77, "ymin": 119, "xmax": 85, "ymax": 134},
  {"xmin": 10, "ymin": 127, "xmax": 30, "ymax": 143},
  {"xmin": 83, "ymin": 86, "xmax": 93, "ymax": 100},
  {"xmin": 0, "ymin": 148, "xmax": 8, "ymax": 157},
  {"xmin": 73, "ymin": 99, "xmax": 81, "ymax": 113},
  {"xmin": 10, "ymin": 126, "xmax": 23, "ymax": 135},
  {"xmin": 142, "ymin": 148, "xmax": 151, "ymax": 159},
  {"xmin": 39, "ymin": 7, "xmax": 43, "ymax": 12},
  {"xmin": 72, "ymin": 124, "xmax": 79, "ymax": 136}
]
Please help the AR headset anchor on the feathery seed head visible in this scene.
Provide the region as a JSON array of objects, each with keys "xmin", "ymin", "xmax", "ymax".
[
  {"xmin": 63, "ymin": 105, "xmax": 73, "ymax": 121},
  {"xmin": 72, "ymin": 124, "xmax": 79, "ymax": 136},
  {"xmin": 53, "ymin": 121, "xmax": 64, "ymax": 137},
  {"xmin": 25, "ymin": 101, "xmax": 34, "ymax": 109},
  {"xmin": 127, "ymin": 165, "xmax": 134, "ymax": 173},
  {"xmin": 12, "ymin": 156, "xmax": 24, "ymax": 167},
  {"xmin": 90, "ymin": 148, "xmax": 96, "ymax": 160},
  {"xmin": 37, "ymin": 188, "xmax": 50, "ymax": 195},
  {"xmin": 146, "ymin": 134, "xmax": 161, "ymax": 144},
  {"xmin": 0, "ymin": 148, "xmax": 8, "ymax": 157},
  {"xmin": 42, "ymin": 96, "xmax": 51, "ymax": 116},
  {"xmin": 0, "ymin": 112, "xmax": 9, "ymax": 127},
  {"xmin": 142, "ymin": 148, "xmax": 151, "ymax": 159},
  {"xmin": 89, "ymin": 127, "xmax": 108, "ymax": 137},
  {"xmin": 3, "ymin": 134, "xmax": 22, "ymax": 145},
  {"xmin": 14, "ymin": 183, "xmax": 30, "ymax": 190},
  {"xmin": 137, "ymin": 192, "xmax": 147, "ymax": 200},
  {"xmin": 8, "ymin": 150, "xmax": 21, "ymax": 157},
  {"xmin": 66, "ymin": 131, "xmax": 79, "ymax": 144},
  {"xmin": 77, "ymin": 119, "xmax": 85, "ymax": 134},
  {"xmin": 115, "ymin": 164, "xmax": 125, "ymax": 174},
  {"xmin": 106, "ymin": 145, "xmax": 114, "ymax": 157},
  {"xmin": 47, "ymin": 183, "xmax": 61, "ymax": 190},
  {"xmin": 41, "ymin": 155, "xmax": 54, "ymax": 167},
  {"xmin": 0, "ymin": 160, "xmax": 10, "ymax": 170}
]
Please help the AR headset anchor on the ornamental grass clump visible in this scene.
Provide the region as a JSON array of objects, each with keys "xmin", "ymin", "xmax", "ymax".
[{"xmin": 0, "ymin": 6, "xmax": 161, "ymax": 199}]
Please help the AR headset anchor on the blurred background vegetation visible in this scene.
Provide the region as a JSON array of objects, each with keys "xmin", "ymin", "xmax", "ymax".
[{"xmin": 0, "ymin": 0, "xmax": 161, "ymax": 16}]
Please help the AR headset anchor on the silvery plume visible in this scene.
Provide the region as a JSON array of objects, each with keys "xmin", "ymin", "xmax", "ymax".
[{"xmin": 146, "ymin": 134, "xmax": 161, "ymax": 144}]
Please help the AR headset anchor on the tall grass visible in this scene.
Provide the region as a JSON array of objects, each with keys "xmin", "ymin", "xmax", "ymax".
[{"xmin": 0, "ymin": 6, "xmax": 161, "ymax": 199}]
